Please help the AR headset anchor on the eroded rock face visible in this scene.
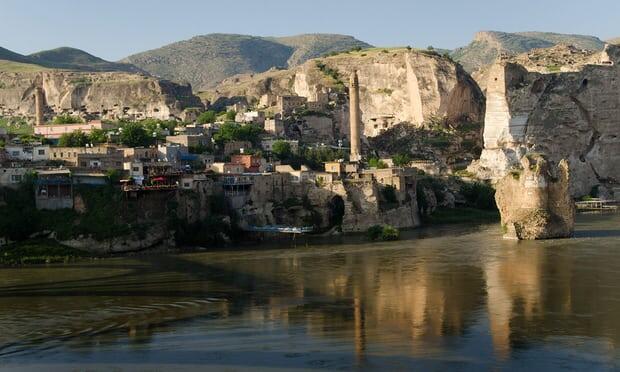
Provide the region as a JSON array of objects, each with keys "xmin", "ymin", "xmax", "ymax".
[
  {"xmin": 205, "ymin": 49, "xmax": 484, "ymax": 139},
  {"xmin": 0, "ymin": 71, "xmax": 203, "ymax": 121},
  {"xmin": 495, "ymin": 155, "xmax": 575, "ymax": 240},
  {"xmin": 473, "ymin": 44, "xmax": 620, "ymax": 197}
]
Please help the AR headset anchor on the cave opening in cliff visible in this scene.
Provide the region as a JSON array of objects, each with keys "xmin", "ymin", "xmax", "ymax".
[{"xmin": 328, "ymin": 196, "xmax": 345, "ymax": 227}]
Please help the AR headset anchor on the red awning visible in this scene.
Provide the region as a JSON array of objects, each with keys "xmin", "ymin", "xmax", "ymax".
[{"xmin": 151, "ymin": 177, "xmax": 166, "ymax": 182}]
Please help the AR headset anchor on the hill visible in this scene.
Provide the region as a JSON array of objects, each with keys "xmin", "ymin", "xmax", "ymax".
[
  {"xmin": 121, "ymin": 33, "xmax": 372, "ymax": 91},
  {"xmin": 0, "ymin": 46, "xmax": 142, "ymax": 73},
  {"xmin": 608, "ymin": 37, "xmax": 620, "ymax": 45},
  {"xmin": 28, "ymin": 47, "xmax": 142, "ymax": 73},
  {"xmin": 452, "ymin": 31, "xmax": 606, "ymax": 72}
]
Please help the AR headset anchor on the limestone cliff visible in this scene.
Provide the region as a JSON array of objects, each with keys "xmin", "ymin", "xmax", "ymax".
[
  {"xmin": 473, "ymin": 44, "xmax": 620, "ymax": 197},
  {"xmin": 0, "ymin": 71, "xmax": 203, "ymax": 121},
  {"xmin": 495, "ymin": 155, "xmax": 575, "ymax": 240},
  {"xmin": 203, "ymin": 48, "xmax": 484, "ymax": 139}
]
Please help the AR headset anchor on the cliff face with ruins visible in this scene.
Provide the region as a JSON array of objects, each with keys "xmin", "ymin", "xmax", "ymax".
[
  {"xmin": 0, "ymin": 71, "xmax": 203, "ymax": 121},
  {"xmin": 204, "ymin": 49, "xmax": 484, "ymax": 138},
  {"xmin": 473, "ymin": 44, "xmax": 620, "ymax": 196},
  {"xmin": 495, "ymin": 155, "xmax": 575, "ymax": 240}
]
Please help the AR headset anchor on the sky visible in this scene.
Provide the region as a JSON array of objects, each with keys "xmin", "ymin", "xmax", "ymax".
[{"xmin": 2, "ymin": 0, "xmax": 619, "ymax": 61}]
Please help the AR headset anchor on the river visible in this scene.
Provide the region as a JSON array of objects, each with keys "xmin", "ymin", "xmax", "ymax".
[{"xmin": 0, "ymin": 214, "xmax": 619, "ymax": 371}]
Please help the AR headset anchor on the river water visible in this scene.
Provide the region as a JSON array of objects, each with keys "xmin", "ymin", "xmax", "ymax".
[{"xmin": 0, "ymin": 214, "xmax": 619, "ymax": 371}]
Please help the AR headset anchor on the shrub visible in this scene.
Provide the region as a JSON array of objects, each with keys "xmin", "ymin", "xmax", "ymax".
[
  {"xmin": 367, "ymin": 225, "xmax": 400, "ymax": 241},
  {"xmin": 368, "ymin": 157, "xmax": 388, "ymax": 169},
  {"xmin": 53, "ymin": 115, "xmax": 82, "ymax": 124},
  {"xmin": 459, "ymin": 181, "xmax": 496, "ymax": 210},
  {"xmin": 197, "ymin": 110, "xmax": 217, "ymax": 124}
]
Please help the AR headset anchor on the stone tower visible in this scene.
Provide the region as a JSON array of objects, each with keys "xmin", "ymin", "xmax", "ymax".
[
  {"xmin": 349, "ymin": 70, "xmax": 362, "ymax": 162},
  {"xmin": 34, "ymin": 86, "xmax": 45, "ymax": 126}
]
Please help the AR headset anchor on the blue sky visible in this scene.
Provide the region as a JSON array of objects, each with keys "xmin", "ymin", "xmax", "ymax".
[{"xmin": 2, "ymin": 0, "xmax": 618, "ymax": 61}]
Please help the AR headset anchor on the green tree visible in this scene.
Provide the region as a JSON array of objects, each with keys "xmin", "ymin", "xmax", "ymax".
[
  {"xmin": 213, "ymin": 122, "xmax": 263, "ymax": 146},
  {"xmin": 225, "ymin": 110, "xmax": 236, "ymax": 121},
  {"xmin": 119, "ymin": 122, "xmax": 151, "ymax": 147},
  {"xmin": 392, "ymin": 153, "xmax": 412, "ymax": 167},
  {"xmin": 52, "ymin": 115, "xmax": 82, "ymax": 124},
  {"xmin": 368, "ymin": 157, "xmax": 388, "ymax": 169},
  {"xmin": 271, "ymin": 140, "xmax": 292, "ymax": 160},
  {"xmin": 58, "ymin": 130, "xmax": 89, "ymax": 147},
  {"xmin": 88, "ymin": 129, "xmax": 108, "ymax": 145},
  {"xmin": 197, "ymin": 110, "xmax": 217, "ymax": 124}
]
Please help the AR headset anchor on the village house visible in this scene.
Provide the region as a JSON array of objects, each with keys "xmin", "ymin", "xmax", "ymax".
[
  {"xmin": 124, "ymin": 161, "xmax": 145, "ymax": 183},
  {"xmin": 210, "ymin": 162, "xmax": 245, "ymax": 174},
  {"xmin": 235, "ymin": 111, "xmax": 265, "ymax": 125},
  {"xmin": 0, "ymin": 166, "xmax": 30, "ymax": 188},
  {"xmin": 76, "ymin": 151, "xmax": 124, "ymax": 171},
  {"xmin": 120, "ymin": 147, "xmax": 159, "ymax": 163},
  {"xmin": 175, "ymin": 124, "xmax": 205, "ymax": 136},
  {"xmin": 34, "ymin": 120, "xmax": 115, "ymax": 140},
  {"xmin": 35, "ymin": 169, "xmax": 73, "ymax": 210},
  {"xmin": 48, "ymin": 145, "xmax": 117, "ymax": 166},
  {"xmin": 275, "ymin": 164, "xmax": 314, "ymax": 183},
  {"xmin": 230, "ymin": 154, "xmax": 262, "ymax": 173},
  {"xmin": 259, "ymin": 93, "xmax": 277, "ymax": 108},
  {"xmin": 158, "ymin": 143, "xmax": 189, "ymax": 163},
  {"xmin": 4, "ymin": 144, "xmax": 50, "ymax": 162},
  {"xmin": 264, "ymin": 118, "xmax": 285, "ymax": 135},
  {"xmin": 165, "ymin": 134, "xmax": 209, "ymax": 149}
]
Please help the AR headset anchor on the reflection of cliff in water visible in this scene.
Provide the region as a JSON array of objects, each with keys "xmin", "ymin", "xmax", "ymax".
[{"xmin": 0, "ymin": 216, "xmax": 619, "ymax": 364}]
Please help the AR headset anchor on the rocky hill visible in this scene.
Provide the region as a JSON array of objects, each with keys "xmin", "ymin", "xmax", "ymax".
[
  {"xmin": 0, "ymin": 70, "xmax": 203, "ymax": 121},
  {"xmin": 121, "ymin": 33, "xmax": 372, "ymax": 91},
  {"xmin": 204, "ymin": 48, "xmax": 484, "ymax": 141},
  {"xmin": 471, "ymin": 44, "xmax": 620, "ymax": 197},
  {"xmin": 28, "ymin": 47, "xmax": 142, "ymax": 73},
  {"xmin": 452, "ymin": 31, "xmax": 606, "ymax": 73},
  {"xmin": 609, "ymin": 37, "xmax": 620, "ymax": 45},
  {"xmin": 0, "ymin": 46, "xmax": 140, "ymax": 73}
]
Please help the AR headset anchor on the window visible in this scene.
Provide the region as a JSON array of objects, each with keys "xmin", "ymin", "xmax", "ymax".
[
  {"xmin": 11, "ymin": 151, "xmax": 19, "ymax": 156},
  {"xmin": 38, "ymin": 149, "xmax": 45, "ymax": 155},
  {"xmin": 132, "ymin": 167, "xmax": 140, "ymax": 172},
  {"xmin": 10, "ymin": 175, "xmax": 22, "ymax": 182}
]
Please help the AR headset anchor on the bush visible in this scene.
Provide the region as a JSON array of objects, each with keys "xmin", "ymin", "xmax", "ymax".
[
  {"xmin": 197, "ymin": 110, "xmax": 217, "ymax": 124},
  {"xmin": 381, "ymin": 185, "xmax": 398, "ymax": 204},
  {"xmin": 58, "ymin": 130, "xmax": 89, "ymax": 147},
  {"xmin": 53, "ymin": 115, "xmax": 82, "ymax": 124},
  {"xmin": 368, "ymin": 157, "xmax": 388, "ymax": 169},
  {"xmin": 367, "ymin": 225, "xmax": 400, "ymax": 241},
  {"xmin": 392, "ymin": 153, "xmax": 411, "ymax": 167},
  {"xmin": 271, "ymin": 140, "xmax": 292, "ymax": 160},
  {"xmin": 119, "ymin": 122, "xmax": 152, "ymax": 147},
  {"xmin": 459, "ymin": 181, "xmax": 496, "ymax": 210}
]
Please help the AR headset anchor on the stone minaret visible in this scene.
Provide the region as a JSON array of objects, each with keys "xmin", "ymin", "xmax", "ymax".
[
  {"xmin": 34, "ymin": 86, "xmax": 45, "ymax": 126},
  {"xmin": 349, "ymin": 70, "xmax": 362, "ymax": 162}
]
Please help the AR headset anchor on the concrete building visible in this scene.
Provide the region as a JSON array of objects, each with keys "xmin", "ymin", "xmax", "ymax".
[
  {"xmin": 76, "ymin": 151, "xmax": 124, "ymax": 171},
  {"xmin": 0, "ymin": 167, "xmax": 30, "ymax": 188},
  {"xmin": 165, "ymin": 134, "xmax": 209, "ymax": 148},
  {"xmin": 235, "ymin": 111, "xmax": 265, "ymax": 125},
  {"xmin": 157, "ymin": 144, "xmax": 189, "ymax": 163},
  {"xmin": 5, "ymin": 144, "xmax": 50, "ymax": 162},
  {"xmin": 275, "ymin": 165, "xmax": 314, "ymax": 183},
  {"xmin": 34, "ymin": 120, "xmax": 115, "ymax": 140},
  {"xmin": 121, "ymin": 147, "xmax": 159, "ymax": 163},
  {"xmin": 231, "ymin": 154, "xmax": 262, "ymax": 173},
  {"xmin": 48, "ymin": 145, "xmax": 116, "ymax": 166},
  {"xmin": 210, "ymin": 162, "xmax": 245, "ymax": 174},
  {"xmin": 35, "ymin": 170, "xmax": 73, "ymax": 210}
]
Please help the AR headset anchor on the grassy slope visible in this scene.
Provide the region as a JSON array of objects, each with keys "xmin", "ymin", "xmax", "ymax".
[{"xmin": 0, "ymin": 59, "xmax": 49, "ymax": 73}]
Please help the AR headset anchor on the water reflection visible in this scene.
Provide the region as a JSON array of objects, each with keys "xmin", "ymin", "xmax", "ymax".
[{"xmin": 0, "ymin": 214, "xmax": 619, "ymax": 369}]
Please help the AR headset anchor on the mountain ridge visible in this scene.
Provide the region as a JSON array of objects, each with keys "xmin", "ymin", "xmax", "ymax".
[{"xmin": 121, "ymin": 33, "xmax": 372, "ymax": 91}]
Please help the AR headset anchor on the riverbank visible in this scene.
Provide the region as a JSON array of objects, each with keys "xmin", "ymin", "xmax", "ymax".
[{"xmin": 0, "ymin": 239, "xmax": 93, "ymax": 266}]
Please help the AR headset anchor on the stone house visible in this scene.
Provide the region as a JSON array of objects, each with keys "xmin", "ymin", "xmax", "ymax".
[
  {"xmin": 275, "ymin": 165, "xmax": 314, "ymax": 183},
  {"xmin": 264, "ymin": 118, "xmax": 285, "ymax": 135},
  {"xmin": 34, "ymin": 120, "xmax": 115, "ymax": 140},
  {"xmin": 277, "ymin": 95, "xmax": 308, "ymax": 116}
]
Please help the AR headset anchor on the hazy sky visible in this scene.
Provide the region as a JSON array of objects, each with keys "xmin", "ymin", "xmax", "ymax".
[{"xmin": 2, "ymin": 0, "xmax": 618, "ymax": 61}]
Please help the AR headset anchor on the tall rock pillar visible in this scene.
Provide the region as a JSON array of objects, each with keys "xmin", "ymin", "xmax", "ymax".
[
  {"xmin": 349, "ymin": 70, "xmax": 362, "ymax": 162},
  {"xmin": 34, "ymin": 86, "xmax": 45, "ymax": 126}
]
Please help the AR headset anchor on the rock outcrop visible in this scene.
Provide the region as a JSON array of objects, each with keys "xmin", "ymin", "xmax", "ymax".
[
  {"xmin": 495, "ymin": 155, "xmax": 575, "ymax": 240},
  {"xmin": 0, "ymin": 71, "xmax": 203, "ymax": 121},
  {"xmin": 204, "ymin": 48, "xmax": 484, "ymax": 139},
  {"xmin": 472, "ymin": 44, "xmax": 620, "ymax": 197}
]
